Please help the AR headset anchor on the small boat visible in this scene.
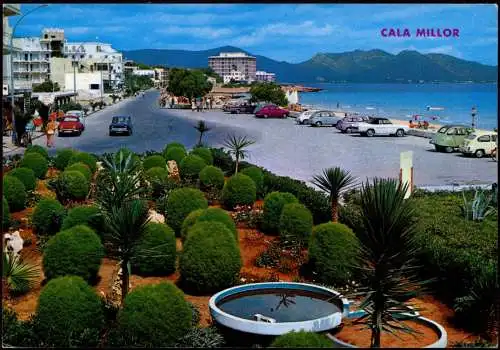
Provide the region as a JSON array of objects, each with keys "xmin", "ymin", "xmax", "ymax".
[{"xmin": 426, "ymin": 106, "xmax": 445, "ymax": 111}]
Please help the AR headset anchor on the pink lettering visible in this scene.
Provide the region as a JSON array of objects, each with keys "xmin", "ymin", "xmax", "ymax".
[
  {"xmin": 453, "ymin": 29, "xmax": 459, "ymax": 37},
  {"xmin": 416, "ymin": 28, "xmax": 426, "ymax": 37},
  {"xmin": 381, "ymin": 28, "xmax": 388, "ymax": 37}
]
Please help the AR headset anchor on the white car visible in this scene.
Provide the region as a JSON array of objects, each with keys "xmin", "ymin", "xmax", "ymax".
[
  {"xmin": 353, "ymin": 117, "xmax": 408, "ymax": 137},
  {"xmin": 297, "ymin": 109, "xmax": 319, "ymax": 124}
]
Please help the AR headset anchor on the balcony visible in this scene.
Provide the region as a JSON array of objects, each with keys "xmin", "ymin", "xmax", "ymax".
[{"xmin": 3, "ymin": 4, "xmax": 21, "ymax": 16}]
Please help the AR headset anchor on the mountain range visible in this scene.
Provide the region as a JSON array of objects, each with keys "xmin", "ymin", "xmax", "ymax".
[{"xmin": 122, "ymin": 46, "xmax": 498, "ymax": 84}]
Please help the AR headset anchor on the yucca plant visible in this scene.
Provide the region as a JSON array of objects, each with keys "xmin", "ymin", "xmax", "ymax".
[
  {"xmin": 222, "ymin": 134, "xmax": 256, "ymax": 174},
  {"xmin": 3, "ymin": 252, "xmax": 39, "ymax": 295},
  {"xmin": 312, "ymin": 167, "xmax": 357, "ymax": 222},
  {"xmin": 194, "ymin": 120, "xmax": 211, "ymax": 146},
  {"xmin": 460, "ymin": 188, "xmax": 496, "ymax": 222}
]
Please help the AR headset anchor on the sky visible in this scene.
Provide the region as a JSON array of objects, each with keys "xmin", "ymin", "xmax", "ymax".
[{"xmin": 14, "ymin": 3, "xmax": 498, "ymax": 66}]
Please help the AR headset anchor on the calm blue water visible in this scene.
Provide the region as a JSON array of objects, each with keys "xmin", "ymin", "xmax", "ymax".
[{"xmin": 299, "ymin": 83, "xmax": 498, "ymax": 130}]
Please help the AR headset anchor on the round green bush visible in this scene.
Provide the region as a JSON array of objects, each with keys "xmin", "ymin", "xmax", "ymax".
[
  {"xmin": 59, "ymin": 170, "xmax": 89, "ymax": 200},
  {"xmin": 2, "ymin": 175, "xmax": 26, "ymax": 212},
  {"xmin": 221, "ymin": 173, "xmax": 256, "ymax": 210},
  {"xmin": 43, "ymin": 225, "xmax": 104, "ymax": 281},
  {"xmin": 165, "ymin": 188, "xmax": 208, "ymax": 236},
  {"xmin": 117, "ymin": 282, "xmax": 192, "ymax": 347},
  {"xmin": 54, "ymin": 148, "xmax": 75, "ymax": 170},
  {"xmin": 279, "ymin": 203, "xmax": 313, "ymax": 243},
  {"xmin": 68, "ymin": 152, "xmax": 97, "ymax": 173},
  {"xmin": 164, "ymin": 142, "xmax": 187, "ymax": 155},
  {"xmin": 179, "ymin": 221, "xmax": 242, "ymax": 293},
  {"xmin": 261, "ymin": 192, "xmax": 298, "ymax": 235},
  {"xmin": 199, "ymin": 165, "xmax": 225, "ymax": 190},
  {"xmin": 3, "ymin": 196, "xmax": 10, "ymax": 230},
  {"xmin": 143, "ymin": 155, "xmax": 167, "ymax": 171},
  {"xmin": 20, "ymin": 152, "xmax": 48, "ymax": 179},
  {"xmin": 34, "ymin": 276, "xmax": 104, "ymax": 347},
  {"xmin": 132, "ymin": 223, "xmax": 176, "ymax": 276},
  {"xmin": 270, "ymin": 330, "xmax": 332, "ymax": 348},
  {"xmin": 308, "ymin": 222, "xmax": 360, "ymax": 285},
  {"xmin": 191, "ymin": 147, "xmax": 213, "ymax": 165},
  {"xmin": 241, "ymin": 166, "xmax": 264, "ymax": 197},
  {"xmin": 180, "ymin": 207, "xmax": 237, "ymax": 242},
  {"xmin": 65, "ymin": 162, "xmax": 92, "ymax": 182},
  {"xmin": 165, "ymin": 146, "xmax": 187, "ymax": 165},
  {"xmin": 8, "ymin": 167, "xmax": 36, "ymax": 192},
  {"xmin": 179, "ymin": 154, "xmax": 207, "ymax": 180},
  {"xmin": 25, "ymin": 144, "xmax": 49, "ymax": 159},
  {"xmin": 145, "ymin": 166, "xmax": 169, "ymax": 183},
  {"xmin": 32, "ymin": 198, "xmax": 66, "ymax": 235},
  {"xmin": 61, "ymin": 205, "xmax": 104, "ymax": 237}
]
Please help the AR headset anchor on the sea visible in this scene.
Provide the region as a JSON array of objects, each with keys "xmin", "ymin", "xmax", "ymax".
[{"xmin": 298, "ymin": 83, "xmax": 498, "ymax": 130}]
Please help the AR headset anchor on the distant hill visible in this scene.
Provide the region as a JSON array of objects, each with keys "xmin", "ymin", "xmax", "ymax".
[{"xmin": 122, "ymin": 46, "xmax": 497, "ymax": 83}]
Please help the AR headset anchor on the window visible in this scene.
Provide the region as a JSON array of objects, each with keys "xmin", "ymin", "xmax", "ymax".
[
  {"xmin": 446, "ymin": 128, "xmax": 457, "ymax": 135},
  {"xmin": 72, "ymin": 46, "xmax": 75, "ymax": 51},
  {"xmin": 438, "ymin": 126, "xmax": 449, "ymax": 134},
  {"xmin": 89, "ymin": 83, "xmax": 100, "ymax": 90},
  {"xmin": 456, "ymin": 128, "xmax": 467, "ymax": 135},
  {"xmin": 492, "ymin": 135, "xmax": 497, "ymax": 142},
  {"xmin": 478, "ymin": 135, "xmax": 491, "ymax": 142},
  {"xmin": 466, "ymin": 134, "xmax": 477, "ymax": 140},
  {"xmin": 96, "ymin": 46, "xmax": 102, "ymax": 52}
]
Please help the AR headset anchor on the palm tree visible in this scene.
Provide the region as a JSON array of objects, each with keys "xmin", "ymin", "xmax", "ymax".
[
  {"xmin": 311, "ymin": 167, "xmax": 357, "ymax": 222},
  {"xmin": 223, "ymin": 134, "xmax": 255, "ymax": 174},
  {"xmin": 352, "ymin": 178, "xmax": 429, "ymax": 348},
  {"xmin": 3, "ymin": 251, "xmax": 39, "ymax": 295},
  {"xmin": 194, "ymin": 120, "xmax": 211, "ymax": 146}
]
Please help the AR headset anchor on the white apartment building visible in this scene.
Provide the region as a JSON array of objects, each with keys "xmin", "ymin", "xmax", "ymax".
[
  {"xmin": 11, "ymin": 37, "xmax": 52, "ymax": 92},
  {"xmin": 132, "ymin": 69, "xmax": 155, "ymax": 77},
  {"xmin": 208, "ymin": 52, "xmax": 256, "ymax": 83},
  {"xmin": 3, "ymin": 4, "xmax": 21, "ymax": 95},
  {"xmin": 256, "ymin": 70, "xmax": 276, "ymax": 82},
  {"xmin": 223, "ymin": 70, "xmax": 246, "ymax": 84}
]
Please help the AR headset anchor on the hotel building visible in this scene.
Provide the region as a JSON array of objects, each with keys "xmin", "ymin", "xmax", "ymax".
[{"xmin": 208, "ymin": 52, "xmax": 256, "ymax": 83}]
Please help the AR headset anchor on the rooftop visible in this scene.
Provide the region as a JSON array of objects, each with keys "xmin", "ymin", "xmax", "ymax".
[{"xmin": 209, "ymin": 52, "xmax": 256, "ymax": 59}]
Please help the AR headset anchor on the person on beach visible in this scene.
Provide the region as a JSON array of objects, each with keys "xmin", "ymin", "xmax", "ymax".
[{"xmin": 45, "ymin": 119, "xmax": 57, "ymax": 148}]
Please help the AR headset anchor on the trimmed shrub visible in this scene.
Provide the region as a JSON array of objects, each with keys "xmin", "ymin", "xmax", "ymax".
[
  {"xmin": 61, "ymin": 205, "xmax": 104, "ymax": 237},
  {"xmin": 279, "ymin": 203, "xmax": 313, "ymax": 243},
  {"xmin": 116, "ymin": 282, "xmax": 192, "ymax": 347},
  {"xmin": 221, "ymin": 173, "xmax": 256, "ymax": 210},
  {"xmin": 54, "ymin": 148, "xmax": 75, "ymax": 170},
  {"xmin": 180, "ymin": 221, "xmax": 242, "ymax": 293},
  {"xmin": 308, "ymin": 222, "xmax": 360, "ymax": 285},
  {"xmin": 145, "ymin": 166, "xmax": 169, "ymax": 182},
  {"xmin": 165, "ymin": 146, "xmax": 187, "ymax": 165},
  {"xmin": 68, "ymin": 152, "xmax": 97, "ymax": 173},
  {"xmin": 2, "ymin": 196, "xmax": 10, "ymax": 229},
  {"xmin": 34, "ymin": 276, "xmax": 104, "ymax": 347},
  {"xmin": 65, "ymin": 162, "xmax": 92, "ymax": 182},
  {"xmin": 25, "ymin": 144, "xmax": 49, "ymax": 159},
  {"xmin": 132, "ymin": 223, "xmax": 176, "ymax": 276},
  {"xmin": 8, "ymin": 167, "xmax": 36, "ymax": 192},
  {"xmin": 261, "ymin": 191, "xmax": 298, "ymax": 235},
  {"xmin": 3, "ymin": 175, "xmax": 27, "ymax": 212},
  {"xmin": 199, "ymin": 165, "xmax": 225, "ymax": 190},
  {"xmin": 43, "ymin": 225, "xmax": 104, "ymax": 281},
  {"xmin": 164, "ymin": 142, "xmax": 187, "ymax": 155},
  {"xmin": 191, "ymin": 147, "xmax": 213, "ymax": 165},
  {"xmin": 143, "ymin": 155, "xmax": 167, "ymax": 171},
  {"xmin": 241, "ymin": 166, "xmax": 264, "ymax": 197},
  {"xmin": 181, "ymin": 207, "xmax": 237, "ymax": 242},
  {"xmin": 179, "ymin": 154, "xmax": 207, "ymax": 180},
  {"xmin": 270, "ymin": 330, "xmax": 332, "ymax": 348},
  {"xmin": 31, "ymin": 198, "xmax": 66, "ymax": 236},
  {"xmin": 165, "ymin": 188, "xmax": 208, "ymax": 236},
  {"xmin": 59, "ymin": 170, "xmax": 89, "ymax": 200},
  {"xmin": 20, "ymin": 152, "xmax": 48, "ymax": 179},
  {"xmin": 210, "ymin": 147, "xmax": 234, "ymax": 174}
]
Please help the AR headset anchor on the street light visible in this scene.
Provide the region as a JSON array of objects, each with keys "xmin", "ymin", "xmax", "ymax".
[
  {"xmin": 471, "ymin": 106, "xmax": 477, "ymax": 129},
  {"xmin": 10, "ymin": 4, "xmax": 49, "ymax": 145}
]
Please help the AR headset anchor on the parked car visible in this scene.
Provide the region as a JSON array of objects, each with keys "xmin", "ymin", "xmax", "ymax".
[
  {"xmin": 109, "ymin": 116, "xmax": 133, "ymax": 136},
  {"xmin": 254, "ymin": 103, "xmax": 275, "ymax": 114},
  {"xmin": 459, "ymin": 130, "xmax": 497, "ymax": 158},
  {"xmin": 337, "ymin": 115, "xmax": 371, "ymax": 133},
  {"xmin": 354, "ymin": 117, "xmax": 408, "ymax": 137},
  {"xmin": 58, "ymin": 116, "xmax": 85, "ymax": 136},
  {"xmin": 429, "ymin": 124, "xmax": 474, "ymax": 153},
  {"xmin": 66, "ymin": 110, "xmax": 86, "ymax": 126},
  {"xmin": 255, "ymin": 105, "xmax": 289, "ymax": 119},
  {"xmin": 309, "ymin": 110, "xmax": 343, "ymax": 127},
  {"xmin": 228, "ymin": 103, "xmax": 256, "ymax": 114},
  {"xmin": 296, "ymin": 109, "xmax": 319, "ymax": 124}
]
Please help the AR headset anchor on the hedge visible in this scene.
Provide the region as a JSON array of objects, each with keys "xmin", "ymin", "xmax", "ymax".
[
  {"xmin": 191, "ymin": 147, "xmax": 213, "ymax": 165},
  {"xmin": 241, "ymin": 166, "xmax": 264, "ymax": 197},
  {"xmin": 61, "ymin": 205, "xmax": 104, "ymax": 237},
  {"xmin": 43, "ymin": 225, "xmax": 104, "ymax": 282},
  {"xmin": 25, "ymin": 144, "xmax": 49, "ymax": 159},
  {"xmin": 132, "ymin": 223, "xmax": 176, "ymax": 276},
  {"xmin": 8, "ymin": 167, "xmax": 36, "ymax": 192},
  {"xmin": 68, "ymin": 152, "xmax": 97, "ymax": 173},
  {"xmin": 181, "ymin": 207, "xmax": 237, "ymax": 242},
  {"xmin": 20, "ymin": 152, "xmax": 48, "ymax": 179},
  {"xmin": 145, "ymin": 166, "xmax": 169, "ymax": 183},
  {"xmin": 65, "ymin": 162, "xmax": 92, "ymax": 182},
  {"xmin": 116, "ymin": 282, "xmax": 192, "ymax": 347},
  {"xmin": 199, "ymin": 165, "xmax": 225, "ymax": 190},
  {"xmin": 279, "ymin": 203, "xmax": 313, "ymax": 243},
  {"xmin": 31, "ymin": 198, "xmax": 66, "ymax": 236},
  {"xmin": 261, "ymin": 192, "xmax": 298, "ymax": 235},
  {"xmin": 54, "ymin": 148, "xmax": 75, "ymax": 170},
  {"xmin": 270, "ymin": 330, "xmax": 332, "ymax": 348},
  {"xmin": 143, "ymin": 155, "xmax": 167, "ymax": 171},
  {"xmin": 164, "ymin": 142, "xmax": 187, "ymax": 155},
  {"xmin": 308, "ymin": 222, "xmax": 359, "ymax": 285},
  {"xmin": 59, "ymin": 170, "xmax": 89, "ymax": 200},
  {"xmin": 165, "ymin": 187, "xmax": 208, "ymax": 236},
  {"xmin": 3, "ymin": 196, "xmax": 10, "ymax": 230},
  {"xmin": 221, "ymin": 173, "xmax": 256, "ymax": 210},
  {"xmin": 179, "ymin": 154, "xmax": 207, "ymax": 180},
  {"xmin": 179, "ymin": 221, "xmax": 242, "ymax": 293},
  {"xmin": 165, "ymin": 147, "xmax": 187, "ymax": 166},
  {"xmin": 3, "ymin": 175, "xmax": 27, "ymax": 212}
]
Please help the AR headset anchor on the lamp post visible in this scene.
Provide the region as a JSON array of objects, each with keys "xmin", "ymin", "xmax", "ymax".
[
  {"xmin": 9, "ymin": 4, "xmax": 49, "ymax": 145},
  {"xmin": 471, "ymin": 106, "xmax": 477, "ymax": 129}
]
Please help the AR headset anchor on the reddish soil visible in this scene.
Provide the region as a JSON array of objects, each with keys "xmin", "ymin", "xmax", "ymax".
[
  {"xmin": 45, "ymin": 167, "xmax": 60, "ymax": 179},
  {"xmin": 36, "ymin": 181, "xmax": 56, "ymax": 199}
]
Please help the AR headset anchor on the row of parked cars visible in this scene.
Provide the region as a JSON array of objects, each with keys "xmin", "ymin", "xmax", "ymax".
[{"xmin": 223, "ymin": 102, "xmax": 290, "ymax": 119}]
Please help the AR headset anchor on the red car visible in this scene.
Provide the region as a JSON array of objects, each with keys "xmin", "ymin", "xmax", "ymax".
[
  {"xmin": 58, "ymin": 116, "xmax": 85, "ymax": 136},
  {"xmin": 255, "ymin": 105, "xmax": 289, "ymax": 119}
]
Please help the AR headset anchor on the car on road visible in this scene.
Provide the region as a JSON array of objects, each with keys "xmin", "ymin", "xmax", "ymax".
[
  {"xmin": 429, "ymin": 124, "xmax": 474, "ymax": 153},
  {"xmin": 309, "ymin": 110, "xmax": 343, "ymax": 127},
  {"xmin": 296, "ymin": 109, "xmax": 319, "ymax": 124},
  {"xmin": 353, "ymin": 117, "xmax": 408, "ymax": 137},
  {"xmin": 109, "ymin": 116, "xmax": 133, "ymax": 136},
  {"xmin": 459, "ymin": 130, "xmax": 497, "ymax": 158},
  {"xmin": 255, "ymin": 105, "xmax": 289, "ymax": 119},
  {"xmin": 58, "ymin": 116, "xmax": 85, "ymax": 136},
  {"xmin": 337, "ymin": 115, "xmax": 371, "ymax": 133},
  {"xmin": 228, "ymin": 103, "xmax": 256, "ymax": 114},
  {"xmin": 66, "ymin": 110, "xmax": 86, "ymax": 125}
]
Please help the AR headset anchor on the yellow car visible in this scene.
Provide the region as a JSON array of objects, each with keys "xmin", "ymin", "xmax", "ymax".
[{"xmin": 459, "ymin": 130, "xmax": 498, "ymax": 158}]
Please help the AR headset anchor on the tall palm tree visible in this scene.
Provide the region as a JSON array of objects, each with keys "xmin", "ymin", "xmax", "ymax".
[
  {"xmin": 222, "ymin": 134, "xmax": 256, "ymax": 174},
  {"xmin": 352, "ymin": 178, "xmax": 428, "ymax": 348},
  {"xmin": 311, "ymin": 167, "xmax": 357, "ymax": 222},
  {"xmin": 194, "ymin": 120, "xmax": 211, "ymax": 146}
]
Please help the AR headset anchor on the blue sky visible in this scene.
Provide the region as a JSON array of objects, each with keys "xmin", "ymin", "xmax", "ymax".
[{"xmin": 14, "ymin": 3, "xmax": 498, "ymax": 65}]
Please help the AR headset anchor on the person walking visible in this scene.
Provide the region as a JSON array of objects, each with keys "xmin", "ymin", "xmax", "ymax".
[
  {"xmin": 170, "ymin": 97, "xmax": 175, "ymax": 109},
  {"xmin": 206, "ymin": 97, "xmax": 210, "ymax": 110},
  {"xmin": 210, "ymin": 98, "xmax": 213, "ymax": 110},
  {"xmin": 191, "ymin": 100, "xmax": 196, "ymax": 112},
  {"xmin": 45, "ymin": 119, "xmax": 57, "ymax": 148}
]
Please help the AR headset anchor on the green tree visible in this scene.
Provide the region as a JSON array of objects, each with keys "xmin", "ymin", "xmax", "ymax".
[
  {"xmin": 194, "ymin": 120, "xmax": 211, "ymax": 146},
  {"xmin": 250, "ymin": 82, "xmax": 288, "ymax": 106},
  {"xmin": 197, "ymin": 67, "xmax": 223, "ymax": 83},
  {"xmin": 167, "ymin": 68, "xmax": 213, "ymax": 101},
  {"xmin": 32, "ymin": 80, "xmax": 60, "ymax": 93},
  {"xmin": 223, "ymin": 134, "xmax": 256, "ymax": 174}
]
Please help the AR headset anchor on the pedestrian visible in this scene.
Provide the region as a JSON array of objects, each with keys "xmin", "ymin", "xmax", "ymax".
[
  {"xmin": 206, "ymin": 97, "xmax": 210, "ymax": 110},
  {"xmin": 210, "ymin": 98, "xmax": 213, "ymax": 110},
  {"xmin": 191, "ymin": 100, "xmax": 196, "ymax": 112},
  {"xmin": 336, "ymin": 102, "xmax": 340, "ymax": 109},
  {"xmin": 170, "ymin": 97, "xmax": 174, "ymax": 109},
  {"xmin": 46, "ymin": 119, "xmax": 57, "ymax": 148},
  {"xmin": 196, "ymin": 99, "xmax": 201, "ymax": 112}
]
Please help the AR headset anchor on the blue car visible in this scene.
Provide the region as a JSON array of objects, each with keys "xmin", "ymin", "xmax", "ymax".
[{"xmin": 109, "ymin": 116, "xmax": 133, "ymax": 136}]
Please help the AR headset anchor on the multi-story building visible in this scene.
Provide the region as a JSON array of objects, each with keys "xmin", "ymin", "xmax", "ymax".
[
  {"xmin": 208, "ymin": 52, "xmax": 256, "ymax": 83},
  {"xmin": 3, "ymin": 4, "xmax": 21, "ymax": 95},
  {"xmin": 123, "ymin": 59, "xmax": 138, "ymax": 75},
  {"xmin": 256, "ymin": 70, "xmax": 276, "ymax": 82},
  {"xmin": 11, "ymin": 37, "xmax": 52, "ymax": 92},
  {"xmin": 153, "ymin": 67, "xmax": 168, "ymax": 88}
]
